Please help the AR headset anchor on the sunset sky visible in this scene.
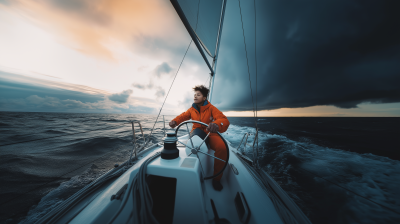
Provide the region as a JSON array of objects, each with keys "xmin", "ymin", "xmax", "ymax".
[{"xmin": 1, "ymin": 0, "xmax": 399, "ymax": 116}]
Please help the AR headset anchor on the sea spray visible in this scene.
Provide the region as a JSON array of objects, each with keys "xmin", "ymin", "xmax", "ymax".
[{"xmin": 223, "ymin": 124, "xmax": 400, "ymax": 223}]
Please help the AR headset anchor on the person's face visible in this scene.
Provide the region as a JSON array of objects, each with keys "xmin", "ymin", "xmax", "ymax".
[{"xmin": 194, "ymin": 91, "xmax": 206, "ymax": 104}]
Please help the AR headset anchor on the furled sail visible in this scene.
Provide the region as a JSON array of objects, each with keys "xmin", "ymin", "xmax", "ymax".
[{"xmin": 170, "ymin": 0, "xmax": 226, "ymax": 74}]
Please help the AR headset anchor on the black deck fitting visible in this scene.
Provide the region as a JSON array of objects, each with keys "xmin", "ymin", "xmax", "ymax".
[{"xmin": 161, "ymin": 132, "xmax": 180, "ymax": 160}]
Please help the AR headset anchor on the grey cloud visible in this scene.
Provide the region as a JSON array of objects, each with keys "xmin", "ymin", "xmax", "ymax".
[
  {"xmin": 0, "ymin": 95, "xmax": 155, "ymax": 113},
  {"xmin": 1, "ymin": 95, "xmax": 90, "ymax": 111},
  {"xmin": 130, "ymin": 35, "xmax": 208, "ymax": 72},
  {"xmin": 47, "ymin": 0, "xmax": 111, "ymax": 26},
  {"xmin": 178, "ymin": 92, "xmax": 193, "ymax": 108},
  {"xmin": 0, "ymin": 71, "xmax": 157, "ymax": 113},
  {"xmin": 132, "ymin": 81, "xmax": 154, "ymax": 90},
  {"xmin": 132, "ymin": 83, "xmax": 146, "ymax": 89},
  {"xmin": 50, "ymin": 0, "xmax": 87, "ymax": 10},
  {"xmin": 108, "ymin": 89, "xmax": 133, "ymax": 104},
  {"xmin": 25, "ymin": 95, "xmax": 92, "ymax": 109},
  {"xmin": 0, "ymin": 70, "xmax": 105, "ymax": 103},
  {"xmin": 131, "ymin": 80, "xmax": 165, "ymax": 99},
  {"xmin": 153, "ymin": 62, "xmax": 173, "ymax": 78},
  {"xmin": 0, "ymin": 0, "xmax": 11, "ymax": 5},
  {"xmin": 63, "ymin": 99, "xmax": 93, "ymax": 109},
  {"xmin": 211, "ymin": 0, "xmax": 400, "ymax": 111},
  {"xmin": 155, "ymin": 87, "xmax": 165, "ymax": 99},
  {"xmin": 26, "ymin": 95, "xmax": 47, "ymax": 104}
]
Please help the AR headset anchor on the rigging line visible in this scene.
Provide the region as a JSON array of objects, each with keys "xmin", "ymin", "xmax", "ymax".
[
  {"xmin": 203, "ymin": 75, "xmax": 210, "ymax": 86},
  {"xmin": 0, "ymin": 141, "xmax": 132, "ymax": 208},
  {"xmin": 195, "ymin": 0, "xmax": 201, "ymax": 31},
  {"xmin": 144, "ymin": 0, "xmax": 199, "ymax": 145},
  {"xmin": 0, "ymin": 123, "xmax": 131, "ymax": 147},
  {"xmin": 208, "ymin": 74, "xmax": 212, "ymax": 90},
  {"xmin": 293, "ymin": 166, "xmax": 400, "ymax": 216},
  {"xmin": 193, "ymin": 0, "xmax": 214, "ymax": 58},
  {"xmin": 254, "ymin": 0, "xmax": 258, "ymax": 120},
  {"xmin": 145, "ymin": 40, "xmax": 193, "ymax": 146},
  {"xmin": 238, "ymin": 0, "xmax": 258, "ymax": 129},
  {"xmin": 253, "ymin": 0, "xmax": 259, "ymax": 157}
]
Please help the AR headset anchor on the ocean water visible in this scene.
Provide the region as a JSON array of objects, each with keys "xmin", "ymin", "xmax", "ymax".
[{"xmin": 0, "ymin": 112, "xmax": 399, "ymax": 223}]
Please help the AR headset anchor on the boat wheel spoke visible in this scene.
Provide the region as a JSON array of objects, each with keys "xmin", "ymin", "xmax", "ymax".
[
  {"xmin": 177, "ymin": 140, "xmax": 193, "ymax": 150},
  {"xmin": 197, "ymin": 150, "xmax": 226, "ymax": 162},
  {"xmin": 197, "ymin": 132, "xmax": 210, "ymax": 150},
  {"xmin": 185, "ymin": 123, "xmax": 195, "ymax": 149},
  {"xmin": 195, "ymin": 153, "xmax": 206, "ymax": 178}
]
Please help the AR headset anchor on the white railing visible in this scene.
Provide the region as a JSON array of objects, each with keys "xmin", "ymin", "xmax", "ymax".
[
  {"xmin": 237, "ymin": 131, "xmax": 259, "ymax": 168},
  {"xmin": 129, "ymin": 121, "xmax": 146, "ymax": 164}
]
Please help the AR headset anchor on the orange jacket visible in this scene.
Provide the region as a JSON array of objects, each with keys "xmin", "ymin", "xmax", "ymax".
[{"xmin": 172, "ymin": 101, "xmax": 230, "ymax": 135}]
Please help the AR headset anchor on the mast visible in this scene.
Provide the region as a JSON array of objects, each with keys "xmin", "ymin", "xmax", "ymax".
[
  {"xmin": 170, "ymin": 0, "xmax": 227, "ymax": 101},
  {"xmin": 170, "ymin": 0, "xmax": 214, "ymax": 75},
  {"xmin": 209, "ymin": 0, "xmax": 227, "ymax": 103}
]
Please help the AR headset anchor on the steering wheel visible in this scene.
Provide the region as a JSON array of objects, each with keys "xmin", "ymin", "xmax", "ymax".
[{"xmin": 175, "ymin": 120, "xmax": 230, "ymax": 180}]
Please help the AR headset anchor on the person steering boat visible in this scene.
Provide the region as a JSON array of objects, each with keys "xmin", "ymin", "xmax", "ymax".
[{"xmin": 169, "ymin": 85, "xmax": 230, "ymax": 191}]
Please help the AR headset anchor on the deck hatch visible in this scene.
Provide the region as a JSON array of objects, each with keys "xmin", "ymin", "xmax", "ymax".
[
  {"xmin": 180, "ymin": 158, "xmax": 197, "ymax": 168},
  {"xmin": 147, "ymin": 175, "xmax": 177, "ymax": 224}
]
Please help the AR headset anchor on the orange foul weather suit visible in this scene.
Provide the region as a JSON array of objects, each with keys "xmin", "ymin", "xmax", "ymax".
[{"xmin": 172, "ymin": 100, "xmax": 230, "ymax": 181}]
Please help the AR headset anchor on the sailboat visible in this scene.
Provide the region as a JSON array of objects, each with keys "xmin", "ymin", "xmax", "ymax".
[{"xmin": 34, "ymin": 1, "xmax": 311, "ymax": 223}]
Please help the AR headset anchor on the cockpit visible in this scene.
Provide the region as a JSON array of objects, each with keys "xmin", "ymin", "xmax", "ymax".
[{"xmin": 65, "ymin": 121, "xmax": 285, "ymax": 224}]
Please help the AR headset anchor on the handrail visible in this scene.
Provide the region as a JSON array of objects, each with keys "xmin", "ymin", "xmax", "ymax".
[
  {"xmin": 129, "ymin": 121, "xmax": 146, "ymax": 165},
  {"xmin": 163, "ymin": 115, "xmax": 166, "ymax": 137},
  {"xmin": 237, "ymin": 132, "xmax": 259, "ymax": 169}
]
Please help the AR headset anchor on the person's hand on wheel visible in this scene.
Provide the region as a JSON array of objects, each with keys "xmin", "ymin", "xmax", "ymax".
[
  {"xmin": 207, "ymin": 123, "xmax": 219, "ymax": 133},
  {"xmin": 169, "ymin": 120, "xmax": 177, "ymax": 128}
]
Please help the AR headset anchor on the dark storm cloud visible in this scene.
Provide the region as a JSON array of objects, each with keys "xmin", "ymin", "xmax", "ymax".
[
  {"xmin": 108, "ymin": 89, "xmax": 133, "ymax": 104},
  {"xmin": 211, "ymin": 0, "xmax": 400, "ymax": 111}
]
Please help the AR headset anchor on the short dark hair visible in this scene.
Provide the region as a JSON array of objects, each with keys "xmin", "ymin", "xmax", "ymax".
[{"xmin": 193, "ymin": 85, "xmax": 209, "ymax": 98}]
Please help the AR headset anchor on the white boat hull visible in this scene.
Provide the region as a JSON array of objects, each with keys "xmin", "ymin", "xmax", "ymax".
[{"xmin": 36, "ymin": 134, "xmax": 310, "ymax": 224}]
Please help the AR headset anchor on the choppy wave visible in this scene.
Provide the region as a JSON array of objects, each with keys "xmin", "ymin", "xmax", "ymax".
[
  {"xmin": 20, "ymin": 165, "xmax": 107, "ymax": 224},
  {"xmin": 44, "ymin": 130, "xmax": 66, "ymax": 135},
  {"xmin": 223, "ymin": 125, "xmax": 400, "ymax": 223},
  {"xmin": 1, "ymin": 113, "xmax": 399, "ymax": 224},
  {"xmin": 0, "ymin": 122, "xmax": 11, "ymax": 127}
]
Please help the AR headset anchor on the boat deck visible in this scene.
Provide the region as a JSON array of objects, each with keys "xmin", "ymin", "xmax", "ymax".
[{"xmin": 45, "ymin": 134, "xmax": 297, "ymax": 224}]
